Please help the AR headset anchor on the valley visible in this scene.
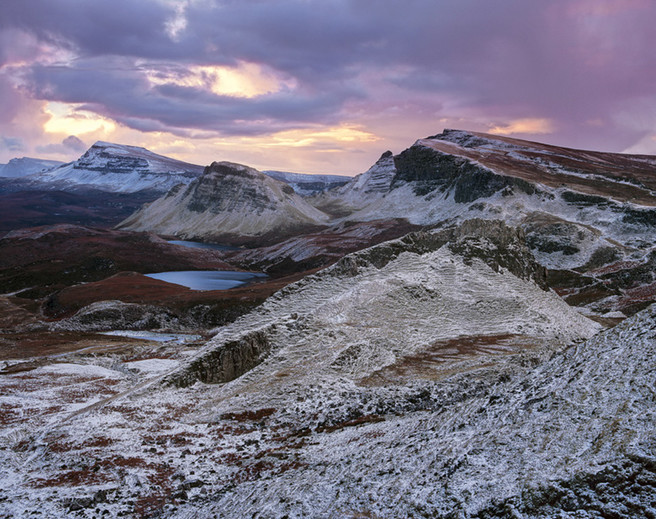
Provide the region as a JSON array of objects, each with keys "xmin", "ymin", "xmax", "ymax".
[{"xmin": 0, "ymin": 130, "xmax": 655, "ymax": 518}]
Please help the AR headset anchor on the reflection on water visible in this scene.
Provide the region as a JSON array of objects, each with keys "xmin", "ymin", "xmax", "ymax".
[
  {"xmin": 167, "ymin": 240, "xmax": 239, "ymax": 251},
  {"xmin": 145, "ymin": 270, "xmax": 266, "ymax": 291}
]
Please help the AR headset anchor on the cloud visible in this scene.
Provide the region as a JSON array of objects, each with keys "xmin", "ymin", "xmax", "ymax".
[
  {"xmin": 0, "ymin": 136, "xmax": 23, "ymax": 152},
  {"xmin": 2, "ymin": 0, "xmax": 656, "ymax": 168},
  {"xmin": 622, "ymin": 134, "xmax": 656, "ymax": 155},
  {"xmin": 62, "ymin": 135, "xmax": 86, "ymax": 151},
  {"xmin": 489, "ymin": 118, "xmax": 555, "ymax": 136},
  {"xmin": 35, "ymin": 135, "xmax": 87, "ymax": 156},
  {"xmin": 21, "ymin": 59, "xmax": 360, "ymax": 137}
]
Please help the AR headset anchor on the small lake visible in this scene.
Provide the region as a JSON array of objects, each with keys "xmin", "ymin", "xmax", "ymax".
[
  {"xmin": 167, "ymin": 239, "xmax": 239, "ymax": 251},
  {"xmin": 145, "ymin": 270, "xmax": 267, "ymax": 291}
]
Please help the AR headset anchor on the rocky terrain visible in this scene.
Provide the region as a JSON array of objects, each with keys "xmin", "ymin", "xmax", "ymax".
[
  {"xmin": 1, "ymin": 131, "xmax": 655, "ymax": 518},
  {"xmin": 261, "ymin": 170, "xmax": 350, "ymax": 196},
  {"xmin": 26, "ymin": 142, "xmax": 204, "ymax": 195},
  {"xmin": 267, "ymin": 130, "xmax": 656, "ymax": 317},
  {"xmin": 0, "ymin": 143, "xmax": 347, "ymax": 232},
  {"xmin": 1, "ymin": 220, "xmax": 654, "ymax": 518}
]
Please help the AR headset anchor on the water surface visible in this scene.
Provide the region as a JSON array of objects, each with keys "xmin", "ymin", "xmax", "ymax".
[{"xmin": 145, "ymin": 270, "xmax": 266, "ymax": 291}]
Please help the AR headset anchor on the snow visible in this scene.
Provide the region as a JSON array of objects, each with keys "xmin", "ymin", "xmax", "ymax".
[
  {"xmin": 26, "ymin": 141, "xmax": 203, "ymax": 193},
  {"xmin": 125, "ymin": 359, "xmax": 179, "ymax": 373},
  {"xmin": 0, "ymin": 157, "xmax": 63, "ymax": 178},
  {"xmin": 100, "ymin": 330, "xmax": 202, "ymax": 343},
  {"xmin": 38, "ymin": 363, "xmax": 124, "ymax": 379},
  {"xmin": 119, "ymin": 162, "xmax": 331, "ymax": 239},
  {"xmin": 1, "ymin": 224, "xmax": 653, "ymax": 517}
]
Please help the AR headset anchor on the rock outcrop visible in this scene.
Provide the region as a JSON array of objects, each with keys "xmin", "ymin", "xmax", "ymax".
[{"xmin": 118, "ymin": 161, "xmax": 331, "ymax": 245}]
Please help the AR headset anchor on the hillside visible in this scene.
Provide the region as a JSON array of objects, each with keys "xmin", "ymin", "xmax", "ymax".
[{"xmin": 118, "ymin": 161, "xmax": 331, "ymax": 245}]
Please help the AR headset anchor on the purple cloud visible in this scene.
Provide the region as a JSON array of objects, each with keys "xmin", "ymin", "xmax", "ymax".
[
  {"xmin": 1, "ymin": 0, "xmax": 656, "ymax": 153},
  {"xmin": 1, "ymin": 136, "xmax": 24, "ymax": 152}
]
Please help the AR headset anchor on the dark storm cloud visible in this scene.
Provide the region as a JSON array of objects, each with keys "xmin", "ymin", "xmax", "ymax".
[
  {"xmin": 0, "ymin": 0, "xmax": 191, "ymax": 60},
  {"xmin": 3, "ymin": 0, "xmax": 656, "ymax": 150}
]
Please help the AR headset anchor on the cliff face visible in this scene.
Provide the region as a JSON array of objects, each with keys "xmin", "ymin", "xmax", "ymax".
[{"xmin": 118, "ymin": 161, "xmax": 331, "ymax": 245}]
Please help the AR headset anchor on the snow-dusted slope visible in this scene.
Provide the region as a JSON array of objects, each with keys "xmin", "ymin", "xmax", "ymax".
[
  {"xmin": 0, "ymin": 219, "xmax": 623, "ymax": 518},
  {"xmin": 172, "ymin": 303, "xmax": 654, "ymax": 519},
  {"xmin": 313, "ymin": 150, "xmax": 397, "ymax": 214},
  {"xmin": 170, "ymin": 219, "xmax": 599, "ymax": 388},
  {"xmin": 262, "ymin": 170, "xmax": 350, "ymax": 196},
  {"xmin": 118, "ymin": 161, "xmax": 331, "ymax": 244},
  {"xmin": 318, "ymin": 130, "xmax": 656, "ymax": 281},
  {"xmin": 0, "ymin": 157, "xmax": 63, "ymax": 178},
  {"xmin": 29, "ymin": 141, "xmax": 203, "ymax": 193}
]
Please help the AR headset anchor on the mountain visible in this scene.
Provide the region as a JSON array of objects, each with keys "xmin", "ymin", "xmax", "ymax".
[
  {"xmin": 117, "ymin": 161, "xmax": 332, "ymax": 245},
  {"xmin": 13, "ymin": 220, "xmax": 656, "ymax": 517},
  {"xmin": 0, "ymin": 142, "xmax": 206, "ymax": 230},
  {"xmin": 324, "ymin": 130, "xmax": 656, "ymax": 237},
  {"xmin": 28, "ymin": 141, "xmax": 204, "ymax": 194},
  {"xmin": 313, "ymin": 150, "xmax": 397, "ymax": 214},
  {"xmin": 262, "ymin": 170, "xmax": 350, "ymax": 196},
  {"xmin": 306, "ymin": 130, "xmax": 656, "ymax": 316},
  {"xmin": 115, "ymin": 129, "xmax": 656, "ymax": 316},
  {"xmin": 0, "ymin": 157, "xmax": 63, "ymax": 178}
]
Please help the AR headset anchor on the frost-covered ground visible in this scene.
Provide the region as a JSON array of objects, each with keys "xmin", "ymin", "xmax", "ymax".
[{"xmin": 4, "ymin": 221, "xmax": 640, "ymax": 518}]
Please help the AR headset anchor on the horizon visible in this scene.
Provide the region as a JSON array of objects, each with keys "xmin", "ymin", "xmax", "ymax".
[{"xmin": 1, "ymin": 1, "xmax": 656, "ymax": 175}]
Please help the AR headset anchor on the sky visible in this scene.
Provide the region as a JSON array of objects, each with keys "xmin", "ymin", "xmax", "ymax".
[{"xmin": 1, "ymin": 0, "xmax": 656, "ymax": 175}]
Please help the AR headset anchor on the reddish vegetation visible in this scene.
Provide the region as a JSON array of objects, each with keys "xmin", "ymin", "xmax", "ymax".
[
  {"xmin": 0, "ymin": 330, "xmax": 148, "ymax": 361},
  {"xmin": 0, "ymin": 224, "xmax": 232, "ymax": 296},
  {"xmin": 317, "ymin": 414, "xmax": 385, "ymax": 433},
  {"xmin": 624, "ymin": 281, "xmax": 656, "ymax": 300},
  {"xmin": 363, "ymin": 334, "xmax": 540, "ymax": 385},
  {"xmin": 421, "ymin": 131, "xmax": 656, "ymax": 205},
  {"xmin": 230, "ymin": 218, "xmax": 421, "ymax": 274},
  {"xmin": 612, "ymin": 282, "xmax": 656, "ymax": 314},
  {"xmin": 588, "ymin": 260, "xmax": 645, "ymax": 276},
  {"xmin": 220, "ymin": 408, "xmax": 277, "ymax": 422},
  {"xmin": 0, "ymin": 189, "xmax": 157, "ymax": 232},
  {"xmin": 45, "ymin": 268, "xmax": 319, "ymax": 319},
  {"xmin": 30, "ymin": 468, "xmax": 111, "ymax": 488}
]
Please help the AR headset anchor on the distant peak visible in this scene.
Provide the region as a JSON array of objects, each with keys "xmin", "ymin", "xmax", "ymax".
[{"xmin": 379, "ymin": 150, "xmax": 393, "ymax": 160}]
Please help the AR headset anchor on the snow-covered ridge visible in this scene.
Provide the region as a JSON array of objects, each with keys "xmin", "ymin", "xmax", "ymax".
[
  {"xmin": 262, "ymin": 170, "xmax": 351, "ymax": 196},
  {"xmin": 27, "ymin": 141, "xmax": 204, "ymax": 194},
  {"xmin": 0, "ymin": 157, "xmax": 64, "ymax": 178},
  {"xmin": 168, "ymin": 219, "xmax": 596, "ymax": 387}
]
